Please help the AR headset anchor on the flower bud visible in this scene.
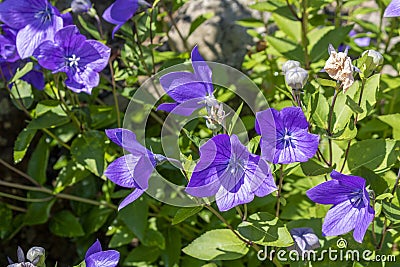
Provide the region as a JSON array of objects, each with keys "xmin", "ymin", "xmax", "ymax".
[
  {"xmin": 282, "ymin": 60, "xmax": 301, "ymax": 74},
  {"xmin": 27, "ymin": 247, "xmax": 46, "ymax": 267},
  {"xmin": 362, "ymin": 49, "xmax": 383, "ymax": 67},
  {"xmin": 285, "ymin": 67, "xmax": 308, "ymax": 90},
  {"xmin": 71, "ymin": 0, "xmax": 92, "ymax": 13}
]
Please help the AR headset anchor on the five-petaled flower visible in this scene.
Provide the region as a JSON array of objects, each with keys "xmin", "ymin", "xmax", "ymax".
[
  {"xmin": 157, "ymin": 45, "xmax": 218, "ymax": 116},
  {"xmin": 256, "ymin": 107, "xmax": 319, "ymax": 164},
  {"xmin": 34, "ymin": 25, "xmax": 110, "ymax": 94},
  {"xmin": 0, "ymin": 0, "xmax": 65, "ymax": 59},
  {"xmin": 103, "ymin": 0, "xmax": 151, "ymax": 38},
  {"xmin": 306, "ymin": 170, "xmax": 375, "ymax": 243},
  {"xmin": 324, "ymin": 44, "xmax": 355, "ymax": 92},
  {"xmin": 85, "ymin": 239, "xmax": 120, "ymax": 267},
  {"xmin": 186, "ymin": 134, "xmax": 277, "ymax": 212},
  {"xmin": 287, "ymin": 227, "xmax": 320, "ymax": 254},
  {"xmin": 104, "ymin": 128, "xmax": 166, "ymax": 210}
]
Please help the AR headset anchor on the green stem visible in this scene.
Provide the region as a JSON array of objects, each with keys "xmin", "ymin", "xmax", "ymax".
[
  {"xmin": 340, "ymin": 78, "xmax": 366, "ymax": 172},
  {"xmin": 301, "ymin": 0, "xmax": 310, "ymax": 69},
  {"xmin": 276, "ymin": 165, "xmax": 284, "ymax": 218},
  {"xmin": 327, "ymin": 87, "xmax": 339, "ymax": 166},
  {"xmin": 205, "ymin": 205, "xmax": 260, "ymax": 251},
  {"xmin": 0, "ymin": 180, "xmax": 117, "ymax": 210},
  {"xmin": 108, "ymin": 60, "xmax": 121, "ymax": 128},
  {"xmin": 0, "ymin": 191, "xmax": 53, "ymax": 203}
]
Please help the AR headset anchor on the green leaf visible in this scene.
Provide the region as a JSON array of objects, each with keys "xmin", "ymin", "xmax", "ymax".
[
  {"xmin": 14, "ymin": 128, "xmax": 37, "ymax": 163},
  {"xmin": 10, "ymin": 79, "xmax": 34, "ymax": 109},
  {"xmin": 345, "ymin": 95, "xmax": 363, "ymax": 114},
  {"xmin": 272, "ymin": 13, "xmax": 301, "ymax": 42},
  {"xmin": 266, "ymin": 36, "xmax": 304, "ymax": 63},
  {"xmin": 249, "ymin": 0, "xmax": 285, "ymax": 12},
  {"xmin": 172, "ymin": 206, "xmax": 203, "ymax": 225},
  {"xmin": 77, "ymin": 15, "xmax": 101, "ymax": 40},
  {"xmin": 0, "ymin": 203, "xmax": 12, "ymax": 238},
  {"xmin": 356, "ymin": 74, "xmax": 380, "ymax": 121},
  {"xmin": 124, "ymin": 246, "xmax": 160, "ymax": 266},
  {"xmin": 182, "ymin": 229, "xmax": 249, "ymax": 261},
  {"xmin": 24, "ymin": 192, "xmax": 56, "ymax": 225},
  {"xmin": 81, "ymin": 207, "xmax": 113, "ymax": 234},
  {"xmin": 89, "ymin": 105, "xmax": 117, "ymax": 129},
  {"xmin": 308, "ymin": 25, "xmax": 353, "ymax": 62},
  {"xmin": 71, "ymin": 130, "xmax": 107, "ymax": 176},
  {"xmin": 143, "ymin": 229, "xmax": 166, "ymax": 249},
  {"xmin": 27, "ymin": 136, "xmax": 50, "ymax": 185},
  {"xmin": 10, "ymin": 62, "xmax": 34, "ymax": 83},
  {"xmin": 49, "ymin": 210, "xmax": 85, "ymax": 237},
  {"xmin": 378, "ymin": 114, "xmax": 400, "ymax": 139},
  {"xmin": 332, "ymin": 80, "xmax": 359, "ymax": 135},
  {"xmin": 247, "ymin": 136, "xmax": 261, "ymax": 154},
  {"xmin": 162, "ymin": 228, "xmax": 181, "ymax": 267},
  {"xmin": 300, "ymin": 158, "xmax": 333, "ymax": 176},
  {"xmin": 382, "ymin": 201, "xmax": 400, "ymax": 224},
  {"xmin": 236, "ymin": 18, "xmax": 265, "ymax": 28},
  {"xmin": 347, "ymin": 139, "xmax": 400, "ymax": 173},
  {"xmin": 311, "ymin": 91, "xmax": 329, "ymax": 129},
  {"xmin": 189, "ymin": 12, "xmax": 214, "ymax": 36},
  {"xmin": 119, "ymin": 197, "xmax": 148, "ymax": 240},
  {"xmin": 54, "ymin": 161, "xmax": 90, "ymax": 194},
  {"xmin": 109, "ymin": 226, "xmax": 135, "ymax": 248},
  {"xmin": 27, "ymin": 111, "xmax": 70, "ymax": 129},
  {"xmin": 228, "ymin": 102, "xmax": 244, "ymax": 135},
  {"xmin": 237, "ymin": 212, "xmax": 293, "ymax": 247}
]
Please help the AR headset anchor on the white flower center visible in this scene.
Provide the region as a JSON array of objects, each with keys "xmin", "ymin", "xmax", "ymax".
[{"xmin": 67, "ymin": 54, "xmax": 81, "ymax": 68}]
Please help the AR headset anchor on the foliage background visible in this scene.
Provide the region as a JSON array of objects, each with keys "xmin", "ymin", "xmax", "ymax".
[{"xmin": 0, "ymin": 0, "xmax": 399, "ymax": 266}]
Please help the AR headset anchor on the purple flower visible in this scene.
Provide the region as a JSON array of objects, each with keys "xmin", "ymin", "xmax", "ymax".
[
  {"xmin": 103, "ymin": 0, "xmax": 151, "ymax": 38},
  {"xmin": 306, "ymin": 170, "xmax": 375, "ymax": 243},
  {"xmin": 255, "ymin": 107, "xmax": 319, "ymax": 164},
  {"xmin": 85, "ymin": 239, "xmax": 120, "ymax": 267},
  {"xmin": 157, "ymin": 46, "xmax": 217, "ymax": 116},
  {"xmin": 0, "ymin": 0, "xmax": 64, "ymax": 59},
  {"xmin": 384, "ymin": 0, "xmax": 400, "ymax": 17},
  {"xmin": 186, "ymin": 134, "xmax": 277, "ymax": 212},
  {"xmin": 287, "ymin": 228, "xmax": 320, "ymax": 254},
  {"xmin": 34, "ymin": 25, "xmax": 110, "ymax": 94},
  {"xmin": 105, "ymin": 128, "xmax": 166, "ymax": 210},
  {"xmin": 0, "ymin": 26, "xmax": 19, "ymax": 63}
]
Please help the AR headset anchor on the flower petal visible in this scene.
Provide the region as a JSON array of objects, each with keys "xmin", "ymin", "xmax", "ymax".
[
  {"xmin": 160, "ymin": 72, "xmax": 208, "ymax": 102},
  {"xmin": 86, "ymin": 250, "xmax": 120, "ymax": 267},
  {"xmin": 330, "ymin": 170, "xmax": 366, "ymax": 189},
  {"xmin": 322, "ymin": 200, "xmax": 359, "ymax": 238},
  {"xmin": 281, "ymin": 106, "xmax": 309, "ymax": 130},
  {"xmin": 85, "ymin": 239, "xmax": 102, "ymax": 259},
  {"xmin": 34, "ymin": 41, "xmax": 65, "ymax": 71},
  {"xmin": 215, "ymin": 177, "xmax": 254, "ymax": 211},
  {"xmin": 353, "ymin": 204, "xmax": 374, "ymax": 243},
  {"xmin": 105, "ymin": 128, "xmax": 152, "ymax": 157},
  {"xmin": 306, "ymin": 179, "xmax": 355, "ymax": 205},
  {"xmin": 104, "ymin": 154, "xmax": 142, "ymax": 189},
  {"xmin": 85, "ymin": 40, "xmax": 111, "ymax": 72},
  {"xmin": 191, "ymin": 45, "xmax": 213, "ymax": 95},
  {"xmin": 249, "ymin": 158, "xmax": 277, "ymax": 197},
  {"xmin": 118, "ymin": 188, "xmax": 145, "ymax": 210},
  {"xmin": 384, "ymin": 0, "xmax": 400, "ymax": 17}
]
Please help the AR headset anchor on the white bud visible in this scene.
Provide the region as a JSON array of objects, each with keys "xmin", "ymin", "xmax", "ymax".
[
  {"xmin": 285, "ymin": 67, "xmax": 308, "ymax": 89},
  {"xmin": 282, "ymin": 60, "xmax": 301, "ymax": 74},
  {"xmin": 362, "ymin": 50, "xmax": 384, "ymax": 66}
]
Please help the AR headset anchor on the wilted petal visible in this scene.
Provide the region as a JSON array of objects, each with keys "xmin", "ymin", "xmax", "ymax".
[
  {"xmin": 86, "ymin": 250, "xmax": 120, "ymax": 267},
  {"xmin": 384, "ymin": 0, "xmax": 400, "ymax": 17}
]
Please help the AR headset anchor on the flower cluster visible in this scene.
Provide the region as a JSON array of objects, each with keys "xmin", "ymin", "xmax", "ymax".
[{"xmin": 0, "ymin": 0, "xmax": 111, "ymax": 94}]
